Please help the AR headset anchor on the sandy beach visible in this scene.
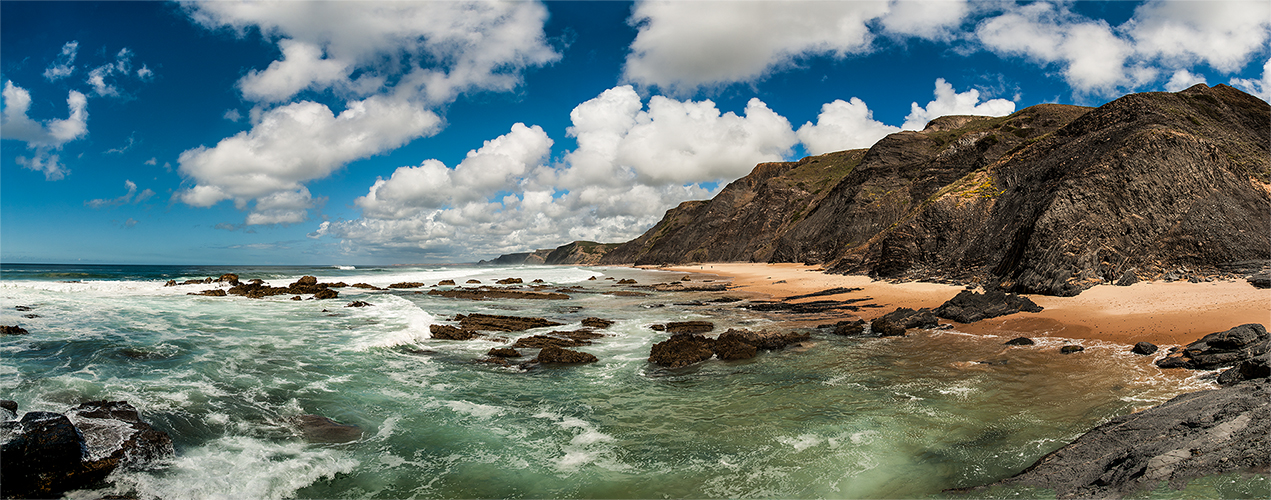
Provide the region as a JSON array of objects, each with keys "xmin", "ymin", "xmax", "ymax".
[{"xmin": 659, "ymin": 263, "xmax": 1271, "ymax": 346}]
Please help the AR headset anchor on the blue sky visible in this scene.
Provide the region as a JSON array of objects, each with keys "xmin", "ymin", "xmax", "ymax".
[{"xmin": 2, "ymin": 1, "xmax": 1268, "ymax": 265}]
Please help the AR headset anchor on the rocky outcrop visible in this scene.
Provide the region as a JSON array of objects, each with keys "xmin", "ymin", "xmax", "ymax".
[
  {"xmin": 535, "ymin": 346, "xmax": 598, "ymax": 364},
  {"xmin": 291, "ymin": 414, "xmax": 361, "ymax": 443},
  {"xmin": 225, "ymin": 276, "xmax": 340, "ymax": 299},
  {"xmin": 933, "ymin": 289, "xmax": 1042, "ymax": 323},
  {"xmin": 1005, "ymin": 337, "xmax": 1035, "ymax": 346},
  {"xmin": 456, "ymin": 313, "xmax": 562, "ymax": 332},
  {"xmin": 648, "ymin": 333, "xmax": 716, "ymax": 368},
  {"xmin": 664, "ymin": 321, "xmax": 714, "ymax": 334},
  {"xmin": 1, "ymin": 401, "xmax": 173, "ymax": 499},
  {"xmin": 1217, "ymin": 352, "xmax": 1270, "ymax": 385},
  {"xmin": 427, "ymin": 287, "xmax": 570, "ymax": 300},
  {"xmin": 429, "ymin": 324, "xmax": 477, "ymax": 340},
  {"xmin": 581, "ymin": 317, "xmax": 614, "ymax": 329},
  {"xmin": 601, "ymin": 85, "xmax": 1270, "ymax": 297},
  {"xmin": 648, "ymin": 328, "xmax": 809, "ymax": 367},
  {"xmin": 487, "ymin": 348, "xmax": 522, "ymax": 358},
  {"xmin": 2, "ymin": 325, "xmax": 29, "ymax": 335},
  {"xmin": 1132, "ymin": 342, "xmax": 1159, "ymax": 355},
  {"xmin": 511, "ymin": 335, "xmax": 590, "ymax": 349},
  {"xmin": 977, "ymin": 378, "xmax": 1270, "ymax": 499},
  {"xmin": 387, "ymin": 282, "xmax": 426, "ymax": 289},
  {"xmin": 870, "ymin": 307, "xmax": 938, "ymax": 336},
  {"xmin": 544, "ymin": 241, "xmax": 623, "ymax": 265},
  {"xmin": 1156, "ymin": 323, "xmax": 1269, "ymax": 370}
]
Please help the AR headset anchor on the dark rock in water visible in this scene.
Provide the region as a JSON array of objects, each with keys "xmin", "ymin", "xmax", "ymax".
[
  {"xmin": 313, "ymin": 289, "xmax": 338, "ymax": 299},
  {"xmin": 665, "ymin": 321, "xmax": 714, "ymax": 334},
  {"xmin": 428, "ymin": 287, "xmax": 570, "ymax": 300},
  {"xmin": 496, "ymin": 278, "xmax": 523, "ymax": 285},
  {"xmin": 1247, "ymin": 272, "xmax": 1271, "ymax": 289},
  {"xmin": 617, "ymin": 279, "xmax": 637, "ymax": 284},
  {"xmin": 535, "ymin": 346, "xmax": 598, "ymax": 364},
  {"xmin": 67, "ymin": 401, "xmax": 174, "ymax": 468},
  {"xmin": 934, "ymin": 289, "xmax": 1043, "ymax": 323},
  {"xmin": 1156, "ymin": 324, "xmax": 1270, "ymax": 370},
  {"xmin": 719, "ymin": 328, "xmax": 810, "ymax": 350},
  {"xmin": 1004, "ymin": 337, "xmax": 1035, "ymax": 346},
  {"xmin": 581, "ymin": 317, "xmax": 614, "ymax": 329},
  {"xmin": 1114, "ymin": 268, "xmax": 1139, "ymax": 286},
  {"xmin": 1217, "ymin": 351, "xmax": 1270, "ymax": 385},
  {"xmin": 831, "ymin": 319, "xmax": 867, "ymax": 336},
  {"xmin": 870, "ymin": 307, "xmax": 937, "ymax": 337},
  {"xmin": 164, "ymin": 280, "xmax": 177, "ymax": 287},
  {"xmin": 326, "ymin": 282, "xmax": 348, "ymax": 288},
  {"xmin": 1, "ymin": 400, "xmax": 16, "ymax": 416},
  {"xmin": 437, "ymin": 279, "xmax": 456, "ymax": 286},
  {"xmin": 290, "ymin": 295, "xmax": 302, "ymax": 301},
  {"xmin": 216, "ymin": 273, "xmax": 240, "ymax": 285},
  {"xmin": 351, "ymin": 283, "xmax": 382, "ymax": 290},
  {"xmin": 292, "ymin": 414, "xmax": 361, "ymax": 443},
  {"xmin": 1060, "ymin": 345, "xmax": 1085, "ymax": 354},
  {"xmin": 713, "ymin": 333, "xmax": 758, "ymax": 360},
  {"xmin": 511, "ymin": 335, "xmax": 589, "ymax": 349},
  {"xmin": 977, "ymin": 359, "xmax": 1009, "ymax": 365},
  {"xmin": 487, "ymin": 348, "xmax": 521, "ymax": 358},
  {"xmin": 1131, "ymin": 342, "xmax": 1158, "ymax": 355},
  {"xmin": 976, "ymin": 378, "xmax": 1270, "ymax": 499},
  {"xmin": 2, "ymin": 325, "xmax": 30, "ymax": 335},
  {"xmin": 458, "ymin": 313, "xmax": 563, "ymax": 332},
  {"xmin": 14, "ymin": 305, "xmax": 33, "ymax": 311},
  {"xmin": 188, "ymin": 289, "xmax": 228, "ymax": 297},
  {"xmin": 430, "ymin": 324, "xmax": 477, "ymax": 340},
  {"xmin": 467, "ymin": 279, "xmax": 482, "ymax": 284},
  {"xmin": 650, "ymin": 324, "xmax": 666, "ymax": 331},
  {"xmin": 649, "ymin": 333, "xmax": 716, "ymax": 368},
  {"xmin": 387, "ymin": 282, "xmax": 426, "ymax": 289},
  {"xmin": 346, "ymin": 301, "xmax": 373, "ymax": 308}
]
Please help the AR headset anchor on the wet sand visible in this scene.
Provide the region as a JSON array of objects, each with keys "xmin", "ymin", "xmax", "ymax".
[{"xmin": 656, "ymin": 263, "xmax": 1271, "ymax": 346}]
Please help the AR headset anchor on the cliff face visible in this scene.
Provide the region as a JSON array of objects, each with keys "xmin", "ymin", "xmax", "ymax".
[
  {"xmin": 602, "ymin": 84, "xmax": 1271, "ymax": 296},
  {"xmin": 480, "ymin": 241, "xmax": 622, "ymax": 266}
]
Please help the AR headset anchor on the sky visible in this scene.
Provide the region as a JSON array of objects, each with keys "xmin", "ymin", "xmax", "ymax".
[{"xmin": 2, "ymin": 1, "xmax": 1268, "ymax": 266}]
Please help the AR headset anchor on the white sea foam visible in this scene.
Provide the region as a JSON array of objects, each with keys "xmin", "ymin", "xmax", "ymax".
[
  {"xmin": 445, "ymin": 400, "xmax": 505, "ymax": 420},
  {"xmin": 346, "ymin": 295, "xmax": 436, "ymax": 350}
]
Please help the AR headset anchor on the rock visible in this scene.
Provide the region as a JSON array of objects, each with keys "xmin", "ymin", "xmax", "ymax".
[
  {"xmin": 1060, "ymin": 345, "xmax": 1085, "ymax": 354},
  {"xmin": 427, "ymin": 288, "xmax": 570, "ymax": 300},
  {"xmin": 387, "ymin": 282, "xmax": 426, "ymax": 289},
  {"xmin": 1004, "ymin": 337, "xmax": 1035, "ymax": 346},
  {"xmin": 291, "ymin": 296, "xmax": 303, "ymax": 301},
  {"xmin": 429, "ymin": 324, "xmax": 477, "ymax": 340},
  {"xmin": 650, "ymin": 324, "xmax": 666, "ymax": 331},
  {"xmin": 665, "ymin": 321, "xmax": 714, "ymax": 334},
  {"xmin": 718, "ymin": 328, "xmax": 810, "ymax": 350},
  {"xmin": 163, "ymin": 279, "xmax": 177, "ymax": 287},
  {"xmin": 588, "ymin": 276, "xmax": 598, "ymax": 280},
  {"xmin": 487, "ymin": 348, "xmax": 521, "ymax": 358},
  {"xmin": 313, "ymin": 289, "xmax": 338, "ymax": 300},
  {"xmin": 292, "ymin": 414, "xmax": 361, "ymax": 443},
  {"xmin": 351, "ymin": 283, "xmax": 382, "ymax": 290},
  {"xmin": 2, "ymin": 325, "xmax": 30, "ymax": 335},
  {"xmin": 326, "ymin": 282, "xmax": 348, "ymax": 288},
  {"xmin": 934, "ymin": 289, "xmax": 1043, "ymax": 323},
  {"xmin": 458, "ymin": 313, "xmax": 563, "ymax": 332},
  {"xmin": 216, "ymin": 273, "xmax": 240, "ymax": 285},
  {"xmin": 1217, "ymin": 351, "xmax": 1270, "ymax": 385},
  {"xmin": 346, "ymin": 301, "xmax": 373, "ymax": 307},
  {"xmin": 437, "ymin": 279, "xmax": 456, "ymax": 286},
  {"xmin": 294, "ymin": 276, "xmax": 318, "ymax": 287},
  {"xmin": 976, "ymin": 378, "xmax": 1271, "ymax": 499},
  {"xmin": 831, "ymin": 319, "xmax": 867, "ymax": 336},
  {"xmin": 535, "ymin": 346, "xmax": 598, "ymax": 364},
  {"xmin": 66, "ymin": 401, "xmax": 174, "ymax": 467},
  {"xmin": 650, "ymin": 282, "xmax": 728, "ymax": 292},
  {"xmin": 1156, "ymin": 324, "xmax": 1270, "ymax": 370},
  {"xmin": 605, "ymin": 290, "xmax": 650, "ymax": 297},
  {"xmin": 1246, "ymin": 272, "xmax": 1270, "ymax": 289},
  {"xmin": 712, "ymin": 333, "xmax": 758, "ymax": 360},
  {"xmin": 648, "ymin": 333, "xmax": 716, "ymax": 368},
  {"xmin": 467, "ymin": 279, "xmax": 481, "ymax": 284},
  {"xmin": 511, "ymin": 335, "xmax": 589, "ymax": 349},
  {"xmin": 1, "ymin": 400, "xmax": 16, "ymax": 416},
  {"xmin": 617, "ymin": 279, "xmax": 637, "ymax": 284},
  {"xmin": 581, "ymin": 317, "xmax": 614, "ymax": 329},
  {"xmin": 870, "ymin": 307, "xmax": 937, "ymax": 337},
  {"xmin": 681, "ymin": 276, "xmax": 692, "ymax": 281},
  {"xmin": 1131, "ymin": 342, "xmax": 1158, "ymax": 355},
  {"xmin": 188, "ymin": 289, "xmax": 228, "ymax": 296},
  {"xmin": 496, "ymin": 278, "xmax": 523, "ymax": 284},
  {"xmin": 1114, "ymin": 268, "xmax": 1139, "ymax": 286}
]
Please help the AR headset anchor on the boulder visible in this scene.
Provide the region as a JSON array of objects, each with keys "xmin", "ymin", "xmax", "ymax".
[
  {"xmin": 1156, "ymin": 324, "xmax": 1270, "ymax": 370},
  {"xmin": 457, "ymin": 313, "xmax": 563, "ymax": 332},
  {"xmin": 216, "ymin": 273, "xmax": 240, "ymax": 285},
  {"xmin": 292, "ymin": 414, "xmax": 361, "ymax": 443},
  {"xmin": 313, "ymin": 289, "xmax": 338, "ymax": 300},
  {"xmin": 1061, "ymin": 345, "xmax": 1085, "ymax": 354},
  {"xmin": 649, "ymin": 333, "xmax": 716, "ymax": 368},
  {"xmin": 870, "ymin": 307, "xmax": 937, "ymax": 337},
  {"xmin": 66, "ymin": 401, "xmax": 174, "ymax": 467},
  {"xmin": 712, "ymin": 334, "xmax": 758, "ymax": 360},
  {"xmin": 437, "ymin": 280, "xmax": 456, "ymax": 286},
  {"xmin": 188, "ymin": 289, "xmax": 227, "ymax": 296},
  {"xmin": 1, "ymin": 400, "xmax": 16, "ymax": 417},
  {"xmin": 1217, "ymin": 351, "xmax": 1270, "ymax": 385},
  {"xmin": 1114, "ymin": 268, "xmax": 1138, "ymax": 286},
  {"xmin": 466, "ymin": 279, "xmax": 482, "ymax": 284},
  {"xmin": 934, "ymin": 289, "xmax": 1043, "ymax": 324},
  {"xmin": 617, "ymin": 279, "xmax": 637, "ymax": 284},
  {"xmin": 487, "ymin": 348, "xmax": 521, "ymax": 358},
  {"xmin": 830, "ymin": 319, "xmax": 867, "ymax": 336},
  {"xmin": 1131, "ymin": 342, "xmax": 1158, "ymax": 355},
  {"xmin": 535, "ymin": 346, "xmax": 598, "ymax": 364},
  {"xmin": 429, "ymin": 324, "xmax": 477, "ymax": 340},
  {"xmin": 345, "ymin": 301, "xmax": 372, "ymax": 307},
  {"xmin": 387, "ymin": 282, "xmax": 426, "ymax": 289},
  {"xmin": 351, "ymin": 283, "xmax": 382, "ymax": 290},
  {"xmin": 665, "ymin": 321, "xmax": 714, "ymax": 334},
  {"xmin": 511, "ymin": 335, "xmax": 589, "ymax": 349},
  {"xmin": 718, "ymin": 328, "xmax": 810, "ymax": 350},
  {"xmin": 581, "ymin": 317, "xmax": 614, "ymax": 329},
  {"xmin": 294, "ymin": 276, "xmax": 318, "ymax": 287},
  {"xmin": 496, "ymin": 278, "xmax": 523, "ymax": 284},
  {"xmin": 290, "ymin": 296, "xmax": 302, "ymax": 301},
  {"xmin": 2, "ymin": 325, "xmax": 30, "ymax": 335},
  {"xmin": 1004, "ymin": 337, "xmax": 1035, "ymax": 346},
  {"xmin": 1247, "ymin": 272, "xmax": 1271, "ymax": 289}
]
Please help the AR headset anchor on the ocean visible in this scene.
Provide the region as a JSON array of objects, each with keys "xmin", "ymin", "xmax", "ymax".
[{"xmin": 0, "ymin": 263, "xmax": 1260, "ymax": 499}]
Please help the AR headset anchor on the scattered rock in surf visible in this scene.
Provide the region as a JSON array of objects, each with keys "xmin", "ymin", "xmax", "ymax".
[
  {"xmin": 665, "ymin": 321, "xmax": 714, "ymax": 334},
  {"xmin": 428, "ymin": 287, "xmax": 570, "ymax": 300},
  {"xmin": 588, "ymin": 276, "xmax": 598, "ymax": 280},
  {"xmin": 326, "ymin": 282, "xmax": 348, "ymax": 288},
  {"xmin": 1131, "ymin": 342, "xmax": 1158, "ymax": 355},
  {"xmin": 345, "ymin": 301, "xmax": 373, "ymax": 308},
  {"xmin": 163, "ymin": 280, "xmax": 177, "ymax": 287},
  {"xmin": 617, "ymin": 279, "xmax": 637, "ymax": 284},
  {"xmin": 535, "ymin": 345, "xmax": 598, "ymax": 364},
  {"xmin": 430, "ymin": 324, "xmax": 477, "ymax": 340},
  {"xmin": 933, "ymin": 289, "xmax": 1043, "ymax": 323},
  {"xmin": 512, "ymin": 335, "xmax": 590, "ymax": 349},
  {"xmin": 1114, "ymin": 268, "xmax": 1139, "ymax": 286},
  {"xmin": 216, "ymin": 273, "xmax": 240, "ymax": 285},
  {"xmin": 1060, "ymin": 345, "xmax": 1085, "ymax": 354},
  {"xmin": 1004, "ymin": 337, "xmax": 1035, "ymax": 346},
  {"xmin": 1, "ymin": 400, "xmax": 16, "ymax": 416},
  {"xmin": 437, "ymin": 279, "xmax": 456, "ymax": 286},
  {"xmin": 14, "ymin": 305, "xmax": 33, "ymax": 312},
  {"xmin": 1156, "ymin": 323, "xmax": 1269, "ymax": 370},
  {"xmin": 532, "ymin": 279, "xmax": 545, "ymax": 283},
  {"xmin": 2, "ymin": 325, "xmax": 29, "ymax": 335},
  {"xmin": 829, "ymin": 319, "xmax": 867, "ymax": 336},
  {"xmin": 650, "ymin": 324, "xmax": 666, "ymax": 331},
  {"xmin": 487, "ymin": 348, "xmax": 521, "ymax": 358},
  {"xmin": 713, "ymin": 332, "xmax": 758, "ymax": 360},
  {"xmin": 605, "ymin": 290, "xmax": 649, "ymax": 297},
  {"xmin": 292, "ymin": 414, "xmax": 362, "ymax": 443},
  {"xmin": 870, "ymin": 307, "xmax": 937, "ymax": 337},
  {"xmin": 188, "ymin": 289, "xmax": 228, "ymax": 297},
  {"xmin": 976, "ymin": 359, "xmax": 1009, "ymax": 365},
  {"xmin": 456, "ymin": 313, "xmax": 563, "ymax": 332},
  {"xmin": 649, "ymin": 333, "xmax": 716, "ymax": 368},
  {"xmin": 604, "ymin": 277, "xmax": 615, "ymax": 280},
  {"xmin": 1217, "ymin": 351, "xmax": 1270, "ymax": 385},
  {"xmin": 351, "ymin": 283, "xmax": 382, "ymax": 290},
  {"xmin": 681, "ymin": 276, "xmax": 691, "ymax": 281},
  {"xmin": 387, "ymin": 282, "xmax": 426, "ymax": 289},
  {"xmin": 581, "ymin": 317, "xmax": 614, "ymax": 329},
  {"xmin": 496, "ymin": 278, "xmax": 523, "ymax": 285},
  {"xmin": 719, "ymin": 328, "xmax": 809, "ymax": 350},
  {"xmin": 466, "ymin": 279, "xmax": 481, "ymax": 284},
  {"xmin": 313, "ymin": 289, "xmax": 338, "ymax": 300}
]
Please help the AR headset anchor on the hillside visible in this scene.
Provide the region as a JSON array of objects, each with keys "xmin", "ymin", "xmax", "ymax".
[{"xmin": 601, "ymin": 84, "xmax": 1271, "ymax": 296}]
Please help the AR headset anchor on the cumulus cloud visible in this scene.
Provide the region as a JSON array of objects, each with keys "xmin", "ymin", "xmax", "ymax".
[
  {"xmin": 43, "ymin": 41, "xmax": 78, "ymax": 81},
  {"xmin": 1165, "ymin": 69, "xmax": 1208, "ymax": 92},
  {"xmin": 2, "ymin": 80, "xmax": 89, "ymax": 180},
  {"xmin": 1128, "ymin": 0, "xmax": 1271, "ymax": 73},
  {"xmin": 177, "ymin": 95, "xmax": 441, "ymax": 224},
  {"xmin": 85, "ymin": 179, "xmax": 155, "ymax": 208},
  {"xmin": 1230, "ymin": 58, "xmax": 1271, "ymax": 102},
  {"xmin": 975, "ymin": 2, "xmax": 1133, "ymax": 93},
  {"xmin": 879, "ymin": 0, "xmax": 970, "ymax": 40},
  {"xmin": 797, "ymin": 98, "xmax": 900, "ymax": 155},
  {"xmin": 86, "ymin": 47, "xmax": 141, "ymax": 97},
  {"xmin": 901, "ymin": 78, "xmax": 1016, "ymax": 130}
]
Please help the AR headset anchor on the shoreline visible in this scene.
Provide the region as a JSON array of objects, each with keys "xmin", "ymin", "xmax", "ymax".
[{"xmin": 654, "ymin": 263, "xmax": 1271, "ymax": 346}]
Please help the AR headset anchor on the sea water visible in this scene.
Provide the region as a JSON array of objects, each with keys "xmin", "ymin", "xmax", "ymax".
[{"xmin": 0, "ymin": 263, "xmax": 1253, "ymax": 499}]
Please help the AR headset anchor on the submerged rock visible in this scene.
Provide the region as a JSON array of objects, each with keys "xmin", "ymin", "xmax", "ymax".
[
  {"xmin": 1156, "ymin": 324, "xmax": 1269, "ymax": 370},
  {"xmin": 1004, "ymin": 337, "xmax": 1035, "ymax": 346},
  {"xmin": 1131, "ymin": 342, "xmax": 1158, "ymax": 355},
  {"xmin": 665, "ymin": 321, "xmax": 714, "ymax": 334},
  {"xmin": 511, "ymin": 335, "xmax": 590, "ymax": 349},
  {"xmin": 429, "ymin": 324, "xmax": 477, "ymax": 341},
  {"xmin": 535, "ymin": 346, "xmax": 598, "ymax": 364},
  {"xmin": 648, "ymin": 333, "xmax": 716, "ymax": 368},
  {"xmin": 830, "ymin": 319, "xmax": 867, "ymax": 336},
  {"xmin": 581, "ymin": 317, "xmax": 614, "ymax": 329},
  {"xmin": 457, "ymin": 313, "xmax": 563, "ymax": 332},
  {"xmin": 1060, "ymin": 345, "xmax": 1085, "ymax": 354},
  {"xmin": 345, "ymin": 301, "xmax": 373, "ymax": 308},
  {"xmin": 2, "ymin": 325, "xmax": 30, "ymax": 335},
  {"xmin": 487, "ymin": 348, "xmax": 521, "ymax": 358},
  {"xmin": 292, "ymin": 414, "xmax": 362, "ymax": 443},
  {"xmin": 934, "ymin": 289, "xmax": 1043, "ymax": 323}
]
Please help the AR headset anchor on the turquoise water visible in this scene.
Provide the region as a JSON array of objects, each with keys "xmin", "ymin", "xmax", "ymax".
[{"xmin": 0, "ymin": 264, "xmax": 1236, "ymax": 499}]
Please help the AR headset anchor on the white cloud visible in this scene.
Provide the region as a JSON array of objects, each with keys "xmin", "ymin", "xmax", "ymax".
[
  {"xmin": 85, "ymin": 179, "xmax": 155, "ymax": 208},
  {"xmin": 901, "ymin": 78, "xmax": 1016, "ymax": 130},
  {"xmin": 238, "ymin": 39, "xmax": 352, "ymax": 103},
  {"xmin": 177, "ymin": 95, "xmax": 441, "ymax": 224},
  {"xmin": 43, "ymin": 41, "xmax": 78, "ymax": 81},
  {"xmin": 797, "ymin": 98, "xmax": 901, "ymax": 155},
  {"xmin": 86, "ymin": 48, "xmax": 139, "ymax": 97},
  {"xmin": 1164, "ymin": 69, "xmax": 1208, "ymax": 92},
  {"xmin": 222, "ymin": 109, "xmax": 243, "ymax": 122},
  {"xmin": 1231, "ymin": 58, "xmax": 1271, "ymax": 102},
  {"xmin": 2, "ymin": 80, "xmax": 89, "ymax": 180},
  {"xmin": 1128, "ymin": 0, "xmax": 1271, "ymax": 73},
  {"xmin": 144, "ymin": 157, "xmax": 157, "ymax": 166},
  {"xmin": 879, "ymin": 0, "xmax": 970, "ymax": 40},
  {"xmin": 975, "ymin": 2, "xmax": 1132, "ymax": 94}
]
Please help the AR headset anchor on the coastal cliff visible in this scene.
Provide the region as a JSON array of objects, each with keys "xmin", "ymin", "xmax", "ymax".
[{"xmin": 600, "ymin": 84, "xmax": 1271, "ymax": 296}]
